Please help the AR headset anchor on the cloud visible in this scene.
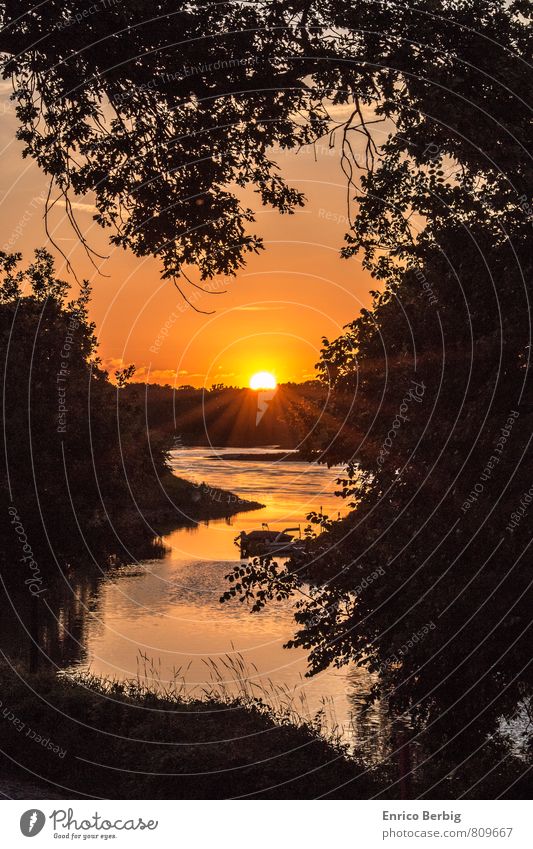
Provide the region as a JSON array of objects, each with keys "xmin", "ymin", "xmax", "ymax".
[
  {"xmin": 101, "ymin": 357, "xmax": 125, "ymax": 372},
  {"xmin": 133, "ymin": 366, "xmax": 189, "ymax": 383}
]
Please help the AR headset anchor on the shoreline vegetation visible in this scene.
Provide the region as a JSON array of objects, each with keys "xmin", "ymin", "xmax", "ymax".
[
  {"xmin": 0, "ymin": 659, "xmax": 384, "ymax": 800},
  {"xmin": 0, "ymin": 657, "xmax": 527, "ymax": 800},
  {"xmin": 138, "ymin": 471, "xmax": 264, "ymax": 527}
]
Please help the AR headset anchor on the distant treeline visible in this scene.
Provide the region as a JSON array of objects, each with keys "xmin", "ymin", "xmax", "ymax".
[{"xmin": 122, "ymin": 381, "xmax": 337, "ymax": 450}]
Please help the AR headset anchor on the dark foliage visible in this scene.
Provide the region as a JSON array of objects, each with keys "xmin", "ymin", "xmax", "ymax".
[
  {"xmin": 0, "ymin": 660, "xmax": 384, "ymax": 800},
  {"xmin": 1, "ymin": 1, "xmax": 530, "ymax": 289},
  {"xmin": 0, "ymin": 250, "xmax": 259, "ymax": 560}
]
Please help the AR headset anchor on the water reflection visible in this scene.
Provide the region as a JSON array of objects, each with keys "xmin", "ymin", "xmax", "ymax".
[
  {"xmin": 0, "ymin": 567, "xmax": 103, "ymax": 672},
  {"xmin": 1, "ymin": 448, "xmax": 387, "ymax": 753}
]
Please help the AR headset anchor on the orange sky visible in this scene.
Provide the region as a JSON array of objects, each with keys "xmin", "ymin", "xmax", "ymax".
[{"xmin": 0, "ymin": 84, "xmax": 377, "ymax": 387}]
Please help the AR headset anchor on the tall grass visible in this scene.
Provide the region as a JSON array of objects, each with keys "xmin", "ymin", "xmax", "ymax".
[{"xmin": 65, "ymin": 649, "xmax": 350, "ymax": 754}]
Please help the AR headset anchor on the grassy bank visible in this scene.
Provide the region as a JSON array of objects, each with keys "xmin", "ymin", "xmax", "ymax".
[
  {"xmin": 0, "ymin": 660, "xmax": 528, "ymax": 799},
  {"xmin": 0, "ymin": 661, "xmax": 386, "ymax": 800},
  {"xmin": 147, "ymin": 472, "xmax": 264, "ymax": 526}
]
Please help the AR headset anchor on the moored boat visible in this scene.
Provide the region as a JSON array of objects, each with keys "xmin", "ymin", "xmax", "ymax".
[{"xmin": 237, "ymin": 526, "xmax": 305, "ymax": 559}]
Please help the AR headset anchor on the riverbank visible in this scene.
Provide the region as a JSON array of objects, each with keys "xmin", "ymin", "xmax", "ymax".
[
  {"xmin": 140, "ymin": 471, "xmax": 264, "ymax": 526},
  {"xmin": 0, "ymin": 661, "xmax": 384, "ymax": 800},
  {"xmin": 207, "ymin": 451, "xmax": 318, "ymax": 463},
  {"xmin": 0, "ymin": 662, "xmax": 529, "ymax": 800},
  {"xmin": 3, "ymin": 470, "xmax": 264, "ymax": 569}
]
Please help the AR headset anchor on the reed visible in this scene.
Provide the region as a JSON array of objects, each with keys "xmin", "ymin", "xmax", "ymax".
[{"xmin": 66, "ymin": 649, "xmax": 349, "ymax": 753}]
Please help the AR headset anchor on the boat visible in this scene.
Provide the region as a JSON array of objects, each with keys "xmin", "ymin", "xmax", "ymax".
[{"xmin": 237, "ymin": 525, "xmax": 306, "ymax": 559}]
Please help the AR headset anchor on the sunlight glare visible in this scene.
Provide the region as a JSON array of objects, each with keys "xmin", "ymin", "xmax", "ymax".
[{"xmin": 249, "ymin": 371, "xmax": 277, "ymax": 390}]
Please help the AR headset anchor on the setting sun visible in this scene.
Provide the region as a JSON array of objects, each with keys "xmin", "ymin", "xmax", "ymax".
[{"xmin": 249, "ymin": 371, "xmax": 277, "ymax": 390}]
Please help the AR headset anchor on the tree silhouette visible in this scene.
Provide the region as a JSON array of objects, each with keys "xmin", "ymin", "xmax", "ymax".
[
  {"xmin": 1, "ymin": 1, "xmax": 530, "ymax": 292},
  {"xmin": 2, "ymin": 0, "xmax": 533, "ymax": 793}
]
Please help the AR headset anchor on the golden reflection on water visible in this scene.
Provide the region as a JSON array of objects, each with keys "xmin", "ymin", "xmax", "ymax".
[{"xmin": 68, "ymin": 448, "xmax": 385, "ymax": 750}]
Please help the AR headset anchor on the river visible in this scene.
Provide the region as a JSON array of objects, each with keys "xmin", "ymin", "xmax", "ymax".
[{"xmin": 38, "ymin": 448, "xmax": 386, "ymax": 751}]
